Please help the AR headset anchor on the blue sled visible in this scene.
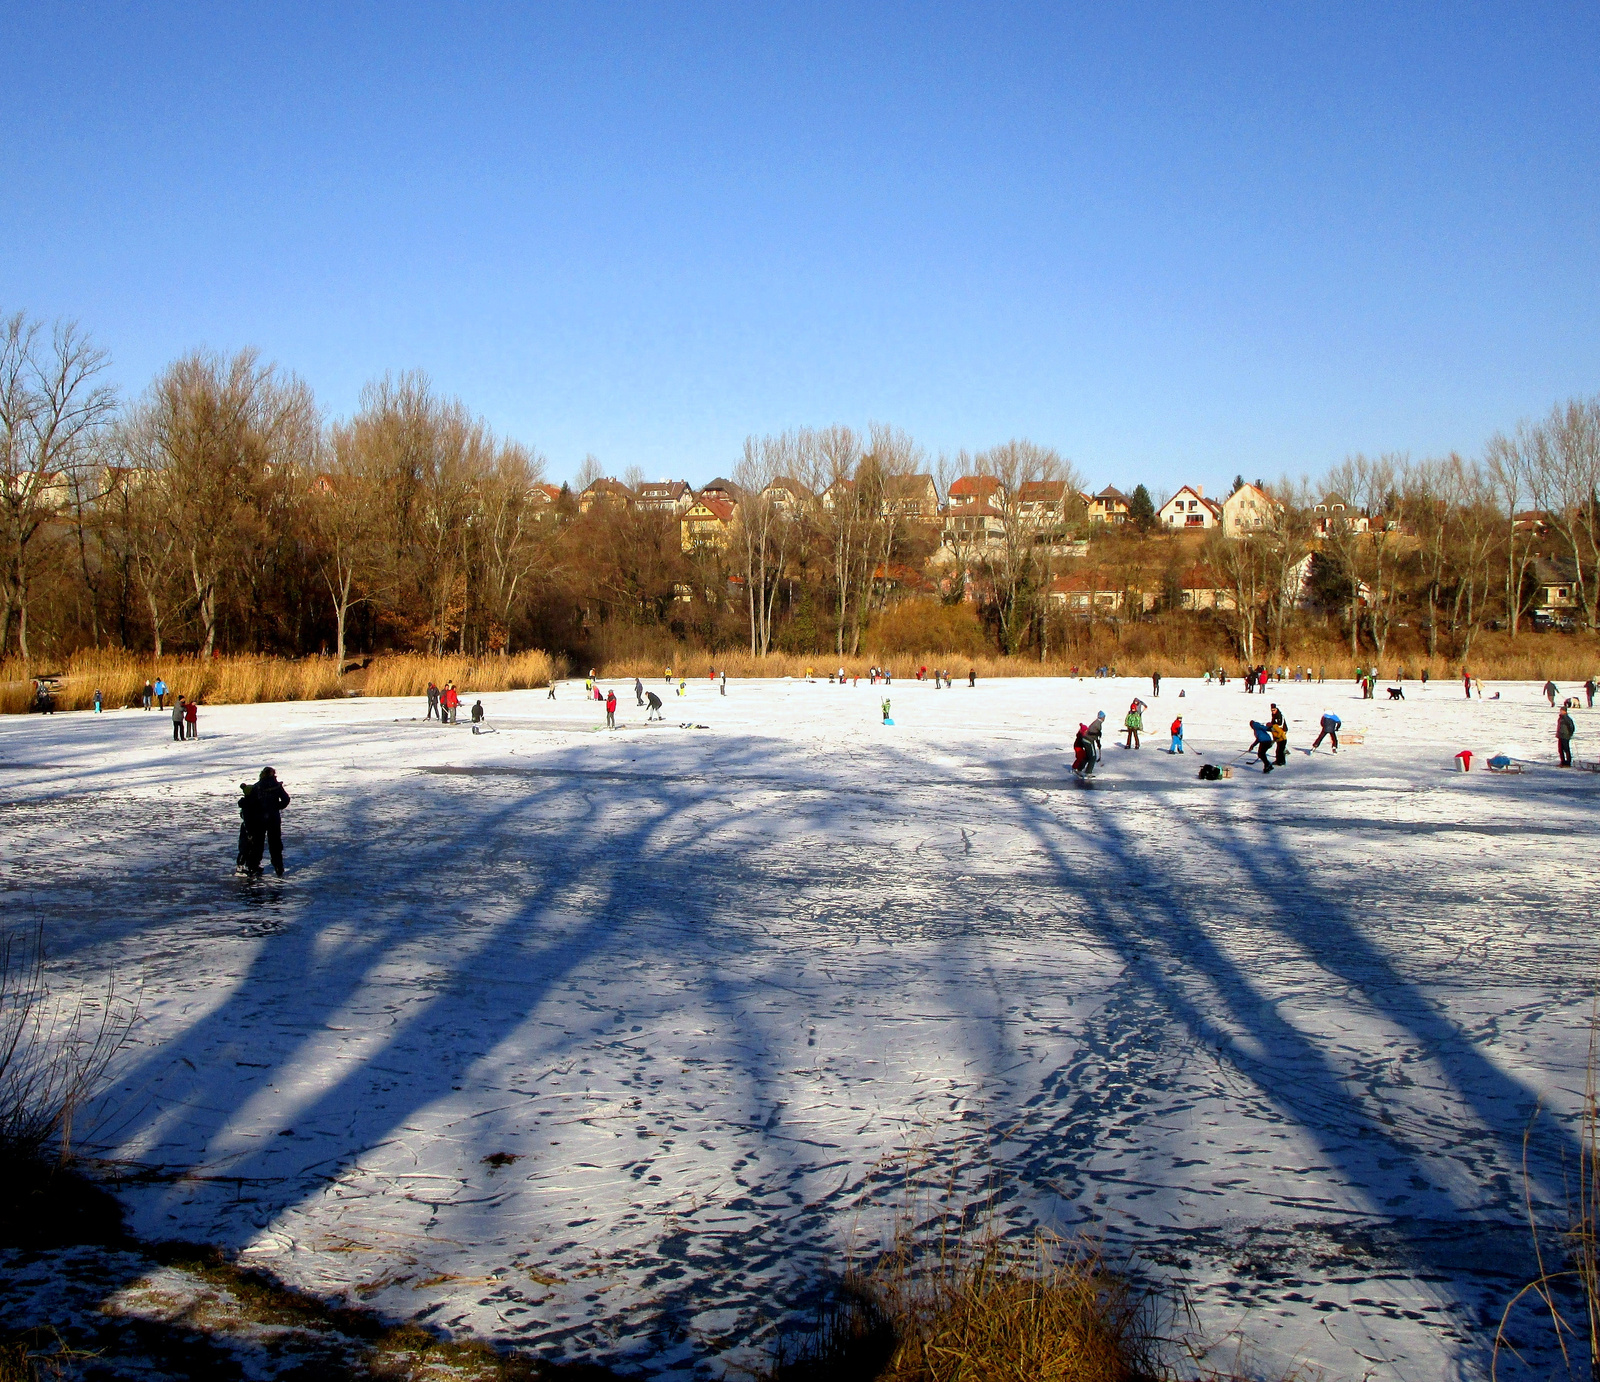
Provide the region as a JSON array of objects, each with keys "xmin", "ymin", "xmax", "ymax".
[{"xmin": 882, "ymin": 717, "xmax": 895, "ymax": 725}]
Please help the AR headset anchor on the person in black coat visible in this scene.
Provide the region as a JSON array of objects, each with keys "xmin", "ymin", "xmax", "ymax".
[
  {"xmin": 1557, "ymin": 709, "xmax": 1576, "ymax": 767},
  {"xmin": 238, "ymin": 766, "xmax": 292, "ymax": 877}
]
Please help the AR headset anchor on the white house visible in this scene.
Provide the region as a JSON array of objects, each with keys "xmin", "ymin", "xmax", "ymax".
[
  {"xmin": 1158, "ymin": 486, "xmax": 1221, "ymax": 530},
  {"xmin": 1221, "ymin": 483, "xmax": 1279, "ymax": 537}
]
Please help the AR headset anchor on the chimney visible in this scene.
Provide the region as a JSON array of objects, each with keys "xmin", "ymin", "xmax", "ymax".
[{"xmin": 1194, "ymin": 485, "xmax": 1203, "ymax": 498}]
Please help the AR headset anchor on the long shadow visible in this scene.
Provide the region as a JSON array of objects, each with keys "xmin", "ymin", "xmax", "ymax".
[{"xmin": 992, "ymin": 765, "xmax": 1586, "ymax": 1374}]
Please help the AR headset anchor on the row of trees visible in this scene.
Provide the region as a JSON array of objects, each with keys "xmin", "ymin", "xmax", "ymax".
[{"xmin": 2, "ymin": 307, "xmax": 1595, "ymax": 665}]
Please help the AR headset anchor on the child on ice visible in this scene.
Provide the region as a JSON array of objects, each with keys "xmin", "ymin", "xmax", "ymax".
[{"xmin": 1169, "ymin": 716, "xmax": 1184, "ymax": 753}]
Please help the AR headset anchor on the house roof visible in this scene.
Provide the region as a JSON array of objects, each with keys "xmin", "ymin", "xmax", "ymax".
[
  {"xmin": 698, "ymin": 477, "xmax": 743, "ymax": 499},
  {"xmin": 765, "ymin": 475, "xmax": 815, "ymax": 499},
  {"xmin": 637, "ymin": 479, "xmax": 689, "ymax": 497},
  {"xmin": 1529, "ymin": 555, "xmax": 1579, "ymax": 585},
  {"xmin": 1094, "ymin": 486, "xmax": 1129, "ymax": 502},
  {"xmin": 687, "ymin": 496, "xmax": 735, "ymax": 522},
  {"xmin": 583, "ymin": 477, "xmax": 635, "ymax": 497},
  {"xmin": 1017, "ymin": 480, "xmax": 1072, "ymax": 503},
  {"xmin": 949, "ymin": 475, "xmax": 1002, "ymax": 500}
]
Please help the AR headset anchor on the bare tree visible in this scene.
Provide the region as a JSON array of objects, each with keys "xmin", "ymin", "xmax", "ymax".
[
  {"xmin": 1203, "ymin": 527, "xmax": 1265, "ymax": 663},
  {"xmin": 1527, "ymin": 396, "xmax": 1600, "ymax": 628},
  {"xmin": 809, "ymin": 425, "xmax": 865, "ymax": 656},
  {"xmin": 1484, "ymin": 429, "xmax": 1540, "ymax": 637},
  {"xmin": 0, "ymin": 312, "xmax": 116, "ymax": 657},
  {"xmin": 476, "ymin": 441, "xmax": 552, "ymax": 654},
  {"xmin": 1258, "ymin": 478, "xmax": 1312, "ymax": 658},
  {"xmin": 310, "ymin": 425, "xmax": 379, "ymax": 667}
]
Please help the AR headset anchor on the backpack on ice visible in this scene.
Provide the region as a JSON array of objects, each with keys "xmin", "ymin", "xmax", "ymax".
[{"xmin": 1197, "ymin": 764, "xmax": 1222, "ymax": 781}]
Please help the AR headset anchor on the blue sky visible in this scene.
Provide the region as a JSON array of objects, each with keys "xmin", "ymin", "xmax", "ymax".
[{"xmin": 4, "ymin": 3, "xmax": 1597, "ymax": 494}]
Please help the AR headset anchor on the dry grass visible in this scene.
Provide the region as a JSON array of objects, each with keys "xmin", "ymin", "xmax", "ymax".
[
  {"xmin": 361, "ymin": 651, "xmax": 560, "ymax": 698},
  {"xmin": 772, "ymin": 1228, "xmax": 1155, "ymax": 1382},
  {"xmin": 0, "ymin": 650, "xmax": 344, "ymax": 713}
]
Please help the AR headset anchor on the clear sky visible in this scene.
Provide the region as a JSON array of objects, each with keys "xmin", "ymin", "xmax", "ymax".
[{"xmin": 4, "ymin": 3, "xmax": 1597, "ymax": 495}]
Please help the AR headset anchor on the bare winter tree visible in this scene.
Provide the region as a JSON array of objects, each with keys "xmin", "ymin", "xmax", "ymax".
[
  {"xmin": 733, "ymin": 430, "xmax": 806, "ymax": 656},
  {"xmin": 0, "ymin": 312, "xmax": 117, "ymax": 657},
  {"xmin": 311, "ymin": 424, "xmax": 380, "ymax": 668},
  {"xmin": 1483, "ymin": 428, "xmax": 1541, "ymax": 637},
  {"xmin": 132, "ymin": 350, "xmax": 319, "ymax": 657},
  {"xmin": 1527, "ymin": 395, "xmax": 1600, "ymax": 628},
  {"xmin": 808, "ymin": 424, "xmax": 865, "ymax": 656},
  {"xmin": 1203, "ymin": 526, "xmax": 1265, "ymax": 662},
  {"xmin": 476, "ymin": 440, "xmax": 552, "ymax": 654}
]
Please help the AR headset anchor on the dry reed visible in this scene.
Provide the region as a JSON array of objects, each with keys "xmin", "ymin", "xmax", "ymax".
[
  {"xmin": 360, "ymin": 650, "xmax": 559, "ymax": 698},
  {"xmin": 0, "ymin": 651, "xmax": 345, "ymax": 713}
]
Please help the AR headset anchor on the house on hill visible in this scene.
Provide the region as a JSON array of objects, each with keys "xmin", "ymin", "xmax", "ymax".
[
  {"xmin": 1049, "ymin": 572, "xmax": 1153, "ymax": 614},
  {"xmin": 1311, "ymin": 494, "xmax": 1369, "ymax": 537},
  {"xmin": 681, "ymin": 495, "xmax": 738, "ymax": 551},
  {"xmin": 579, "ymin": 478, "xmax": 635, "ymax": 513},
  {"xmin": 697, "ymin": 477, "xmax": 743, "ymax": 506},
  {"xmin": 1084, "ymin": 486, "xmax": 1130, "ymax": 524},
  {"xmin": 1528, "ymin": 556, "xmax": 1580, "ymax": 612},
  {"xmin": 635, "ymin": 480, "xmax": 694, "ymax": 513},
  {"xmin": 882, "ymin": 473, "xmax": 941, "ymax": 520},
  {"xmin": 941, "ymin": 503, "xmax": 1006, "ymax": 552},
  {"xmin": 1158, "ymin": 486, "xmax": 1221, "ymax": 530},
  {"xmin": 761, "ymin": 476, "xmax": 814, "ymax": 514},
  {"xmin": 948, "ymin": 474, "xmax": 1005, "ymax": 509},
  {"xmin": 1222, "ymin": 483, "xmax": 1279, "ymax": 536},
  {"xmin": 1176, "ymin": 565, "xmax": 1237, "ymax": 610}
]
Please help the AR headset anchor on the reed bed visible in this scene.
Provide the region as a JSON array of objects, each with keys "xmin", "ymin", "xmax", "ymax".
[
  {"xmin": 0, "ymin": 651, "xmax": 344, "ymax": 713},
  {"xmin": 360, "ymin": 650, "xmax": 560, "ymax": 698}
]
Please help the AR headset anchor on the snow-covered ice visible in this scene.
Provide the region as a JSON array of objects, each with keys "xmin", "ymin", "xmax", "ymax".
[{"xmin": 3, "ymin": 674, "xmax": 1597, "ymax": 1378}]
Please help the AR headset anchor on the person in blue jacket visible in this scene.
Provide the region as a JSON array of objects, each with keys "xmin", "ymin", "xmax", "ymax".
[
  {"xmin": 1312, "ymin": 712, "xmax": 1341, "ymax": 752},
  {"xmin": 1248, "ymin": 719, "xmax": 1275, "ymax": 773}
]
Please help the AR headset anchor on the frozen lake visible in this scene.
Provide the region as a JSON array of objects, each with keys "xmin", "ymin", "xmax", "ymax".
[{"xmin": 3, "ymin": 673, "xmax": 1596, "ymax": 1378}]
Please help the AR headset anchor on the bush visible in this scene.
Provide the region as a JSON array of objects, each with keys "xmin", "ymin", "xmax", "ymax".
[{"xmin": 868, "ymin": 602, "xmax": 990, "ymax": 658}]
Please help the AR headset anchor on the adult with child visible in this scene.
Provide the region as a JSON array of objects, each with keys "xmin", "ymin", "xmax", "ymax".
[
  {"xmin": 172, "ymin": 697, "xmax": 186, "ymax": 742},
  {"xmin": 237, "ymin": 766, "xmax": 292, "ymax": 878}
]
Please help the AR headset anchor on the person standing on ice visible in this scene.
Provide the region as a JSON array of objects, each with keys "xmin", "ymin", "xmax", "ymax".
[
  {"xmin": 1248, "ymin": 719, "xmax": 1274, "ymax": 772},
  {"xmin": 634, "ymin": 677, "xmax": 644, "ymax": 706},
  {"xmin": 1312, "ymin": 712, "xmax": 1341, "ymax": 752},
  {"xmin": 238, "ymin": 766, "xmax": 292, "ymax": 877},
  {"xmin": 142, "ymin": 680, "xmax": 153, "ymax": 710},
  {"xmin": 171, "ymin": 697, "xmax": 186, "ymax": 742},
  {"xmin": 646, "ymin": 690, "xmax": 664, "ymax": 721},
  {"xmin": 154, "ymin": 677, "xmax": 167, "ymax": 710},
  {"xmin": 93, "ymin": 688, "xmax": 103, "ymax": 713},
  {"xmin": 426, "ymin": 681, "xmax": 440, "ymax": 720},
  {"xmin": 1586, "ymin": 677, "xmax": 1596, "ymax": 709},
  {"xmin": 605, "ymin": 689, "xmax": 617, "ymax": 728},
  {"xmin": 1124, "ymin": 703, "xmax": 1144, "ymax": 749},
  {"xmin": 1151, "ymin": 670, "xmax": 1161, "ymax": 697},
  {"xmin": 1544, "ymin": 680, "xmax": 1559, "ymax": 707},
  {"xmin": 1557, "ymin": 706, "xmax": 1576, "ymax": 766},
  {"xmin": 1270, "ymin": 717, "xmax": 1288, "ymax": 766},
  {"xmin": 184, "ymin": 697, "xmax": 198, "ymax": 739},
  {"xmin": 720, "ymin": 671, "xmax": 727, "ymax": 696},
  {"xmin": 1084, "ymin": 711, "xmax": 1105, "ymax": 771},
  {"xmin": 1168, "ymin": 715, "xmax": 1185, "ymax": 754}
]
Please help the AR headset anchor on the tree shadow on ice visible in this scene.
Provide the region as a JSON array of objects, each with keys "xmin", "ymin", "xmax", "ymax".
[{"xmin": 989, "ymin": 765, "xmax": 1585, "ymax": 1375}]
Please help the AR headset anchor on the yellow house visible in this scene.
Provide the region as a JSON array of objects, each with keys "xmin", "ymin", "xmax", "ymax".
[{"xmin": 681, "ymin": 496, "xmax": 737, "ymax": 551}]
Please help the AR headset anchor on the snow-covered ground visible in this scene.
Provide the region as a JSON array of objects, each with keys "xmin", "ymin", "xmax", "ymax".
[{"xmin": 3, "ymin": 674, "xmax": 1597, "ymax": 1379}]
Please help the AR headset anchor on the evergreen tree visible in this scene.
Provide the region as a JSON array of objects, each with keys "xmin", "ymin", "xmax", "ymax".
[{"xmin": 1128, "ymin": 484, "xmax": 1156, "ymax": 531}]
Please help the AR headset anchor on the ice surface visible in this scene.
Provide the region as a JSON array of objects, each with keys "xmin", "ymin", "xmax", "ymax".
[{"xmin": 3, "ymin": 674, "xmax": 1597, "ymax": 1378}]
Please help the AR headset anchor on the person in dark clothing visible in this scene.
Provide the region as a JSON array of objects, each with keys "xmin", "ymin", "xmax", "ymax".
[
  {"xmin": 1544, "ymin": 680, "xmax": 1559, "ymax": 707},
  {"xmin": 1587, "ymin": 678, "xmax": 1596, "ymax": 709},
  {"xmin": 471, "ymin": 699, "xmax": 484, "ymax": 723},
  {"xmin": 635, "ymin": 677, "xmax": 645, "ymax": 706},
  {"xmin": 426, "ymin": 682, "xmax": 440, "ymax": 720},
  {"xmin": 968, "ymin": 668, "xmax": 976, "ymax": 687},
  {"xmin": 646, "ymin": 691, "xmax": 664, "ymax": 721},
  {"xmin": 1082, "ymin": 711, "xmax": 1105, "ymax": 775},
  {"xmin": 238, "ymin": 766, "xmax": 292, "ymax": 877},
  {"xmin": 172, "ymin": 698, "xmax": 186, "ymax": 741},
  {"xmin": 1249, "ymin": 720, "xmax": 1274, "ymax": 772},
  {"xmin": 1557, "ymin": 709, "xmax": 1576, "ymax": 766},
  {"xmin": 1312, "ymin": 713, "xmax": 1340, "ymax": 752},
  {"xmin": 1151, "ymin": 671, "xmax": 1161, "ymax": 697},
  {"xmin": 1269, "ymin": 702, "xmax": 1285, "ymax": 728}
]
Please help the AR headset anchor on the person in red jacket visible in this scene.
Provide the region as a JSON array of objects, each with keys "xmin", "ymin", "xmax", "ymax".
[
  {"xmin": 605, "ymin": 689, "xmax": 617, "ymax": 728},
  {"xmin": 184, "ymin": 697, "xmax": 199, "ymax": 740},
  {"xmin": 1168, "ymin": 715, "xmax": 1185, "ymax": 754}
]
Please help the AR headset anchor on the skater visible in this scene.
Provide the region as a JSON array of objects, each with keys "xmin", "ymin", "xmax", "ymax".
[
  {"xmin": 1084, "ymin": 711, "xmax": 1105, "ymax": 769},
  {"xmin": 1271, "ymin": 717, "xmax": 1288, "ymax": 766},
  {"xmin": 1587, "ymin": 677, "xmax": 1597, "ymax": 709},
  {"xmin": 1248, "ymin": 719, "xmax": 1274, "ymax": 773},
  {"xmin": 720, "ymin": 671, "xmax": 727, "ymax": 696},
  {"xmin": 1312, "ymin": 712, "xmax": 1341, "ymax": 752},
  {"xmin": 237, "ymin": 766, "xmax": 291, "ymax": 877},
  {"xmin": 471, "ymin": 699, "xmax": 485, "ymax": 724},
  {"xmin": 426, "ymin": 681, "xmax": 440, "ymax": 720},
  {"xmin": 142, "ymin": 680, "xmax": 153, "ymax": 710},
  {"xmin": 881, "ymin": 698, "xmax": 892, "ymax": 724},
  {"xmin": 1463, "ymin": 669, "xmax": 1472, "ymax": 699},
  {"xmin": 547, "ymin": 681, "xmax": 557, "ymax": 699},
  {"xmin": 1152, "ymin": 670, "xmax": 1161, "ymax": 697},
  {"xmin": 1169, "ymin": 715, "xmax": 1185, "ymax": 754},
  {"xmin": 444, "ymin": 683, "xmax": 460, "ymax": 723},
  {"xmin": 93, "ymin": 688, "xmax": 103, "ymax": 713},
  {"xmin": 1557, "ymin": 706, "xmax": 1576, "ymax": 766},
  {"xmin": 172, "ymin": 697, "xmax": 186, "ymax": 741},
  {"xmin": 635, "ymin": 676, "xmax": 644, "ymax": 707},
  {"xmin": 605, "ymin": 689, "xmax": 617, "ymax": 728},
  {"xmin": 1421, "ymin": 669, "xmax": 1430, "ymax": 687},
  {"xmin": 1544, "ymin": 680, "xmax": 1559, "ymax": 707},
  {"xmin": 968, "ymin": 668, "xmax": 976, "ymax": 687},
  {"xmin": 154, "ymin": 677, "xmax": 167, "ymax": 710},
  {"xmin": 1124, "ymin": 703, "xmax": 1143, "ymax": 749},
  {"xmin": 1269, "ymin": 702, "xmax": 1285, "ymax": 729},
  {"xmin": 184, "ymin": 697, "xmax": 198, "ymax": 740},
  {"xmin": 646, "ymin": 690, "xmax": 664, "ymax": 721}
]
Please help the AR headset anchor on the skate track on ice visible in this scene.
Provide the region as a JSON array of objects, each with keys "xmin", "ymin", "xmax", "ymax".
[{"xmin": 1, "ymin": 676, "xmax": 1596, "ymax": 1379}]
